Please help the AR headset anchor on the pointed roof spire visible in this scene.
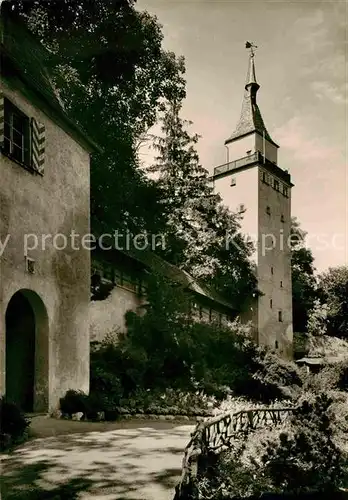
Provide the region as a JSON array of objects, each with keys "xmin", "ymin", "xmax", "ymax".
[
  {"xmin": 245, "ymin": 49, "xmax": 259, "ymax": 89},
  {"xmin": 225, "ymin": 42, "xmax": 277, "ymax": 147}
]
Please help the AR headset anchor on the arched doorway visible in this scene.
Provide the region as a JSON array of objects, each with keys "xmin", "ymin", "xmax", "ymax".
[{"xmin": 5, "ymin": 290, "xmax": 49, "ymax": 412}]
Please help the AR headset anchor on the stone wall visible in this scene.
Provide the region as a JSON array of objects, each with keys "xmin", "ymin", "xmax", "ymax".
[
  {"xmin": 90, "ymin": 285, "xmax": 146, "ymax": 343},
  {"xmin": 0, "ymin": 81, "xmax": 91, "ymax": 411}
]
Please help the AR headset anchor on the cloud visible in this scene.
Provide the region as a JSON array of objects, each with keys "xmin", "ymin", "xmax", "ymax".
[
  {"xmin": 294, "ymin": 5, "xmax": 346, "ymax": 106},
  {"xmin": 311, "ymin": 80, "xmax": 347, "ymax": 105},
  {"xmin": 273, "ymin": 116, "xmax": 342, "ymax": 166},
  {"xmin": 294, "ymin": 9, "xmax": 330, "ymax": 53}
]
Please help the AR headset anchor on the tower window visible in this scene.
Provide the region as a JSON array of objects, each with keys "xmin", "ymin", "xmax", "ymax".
[
  {"xmin": 278, "ymin": 311, "xmax": 283, "ymax": 322},
  {"xmin": 261, "ymin": 171, "xmax": 268, "ymax": 184},
  {"xmin": 266, "ymin": 206, "xmax": 271, "ymax": 215},
  {"xmin": 283, "ymin": 186, "xmax": 288, "ymax": 197},
  {"xmin": 274, "ymin": 179, "xmax": 280, "ymax": 191},
  {"xmin": 239, "ymin": 203, "xmax": 246, "ymax": 212},
  {"xmin": 275, "ymin": 340, "xmax": 279, "ymax": 349},
  {"xmin": 280, "ymin": 280, "xmax": 283, "ymax": 288},
  {"xmin": 281, "ymin": 214, "xmax": 285, "ymax": 223},
  {"xmin": 230, "ymin": 177, "xmax": 236, "ymax": 186},
  {"xmin": 271, "ymin": 266, "xmax": 274, "ymax": 275},
  {"xmin": 270, "ymin": 299, "xmax": 273, "ymax": 308}
]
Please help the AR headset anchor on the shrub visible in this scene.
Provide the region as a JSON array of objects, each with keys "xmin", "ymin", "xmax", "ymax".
[
  {"xmin": 0, "ymin": 398, "xmax": 30, "ymax": 450},
  {"xmin": 59, "ymin": 390, "xmax": 88, "ymax": 416},
  {"xmin": 304, "ymin": 360, "xmax": 348, "ymax": 393},
  {"xmin": 252, "ymin": 350, "xmax": 304, "ymax": 402},
  {"xmin": 198, "ymin": 393, "xmax": 346, "ymax": 498},
  {"xmin": 338, "ymin": 360, "xmax": 348, "ymax": 391}
]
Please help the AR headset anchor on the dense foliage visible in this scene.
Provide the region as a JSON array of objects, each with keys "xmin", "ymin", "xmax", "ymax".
[
  {"xmin": 318, "ymin": 266, "xmax": 348, "ymax": 339},
  {"xmin": 0, "ymin": 398, "xmax": 30, "ymax": 451},
  {"xmin": 290, "ymin": 218, "xmax": 318, "ymax": 334},
  {"xmin": 85, "ymin": 274, "xmax": 304, "ymax": 413},
  {"xmin": 198, "ymin": 394, "xmax": 346, "ymax": 498}
]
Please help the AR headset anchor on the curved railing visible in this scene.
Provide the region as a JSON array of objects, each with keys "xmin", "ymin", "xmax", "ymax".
[{"xmin": 175, "ymin": 407, "xmax": 295, "ymax": 499}]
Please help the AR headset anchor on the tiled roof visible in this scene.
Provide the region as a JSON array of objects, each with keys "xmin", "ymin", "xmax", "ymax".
[
  {"xmin": 1, "ymin": 14, "xmax": 62, "ymax": 111},
  {"xmin": 225, "ymin": 88, "xmax": 275, "ymax": 145},
  {"xmin": 109, "ymin": 246, "xmax": 236, "ymax": 312},
  {"xmin": 225, "ymin": 54, "xmax": 277, "ymax": 147}
]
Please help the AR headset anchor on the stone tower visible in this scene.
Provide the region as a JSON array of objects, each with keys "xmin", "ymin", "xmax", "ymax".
[{"xmin": 212, "ymin": 44, "xmax": 293, "ymax": 358}]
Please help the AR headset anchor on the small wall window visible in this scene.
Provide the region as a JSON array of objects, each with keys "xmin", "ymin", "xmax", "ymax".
[
  {"xmin": 278, "ymin": 310, "xmax": 283, "ymax": 322},
  {"xmin": 121, "ymin": 273, "xmax": 137, "ymax": 292},
  {"xmin": 113, "ymin": 269, "xmax": 139, "ymax": 293},
  {"xmin": 103, "ymin": 266, "xmax": 115, "ymax": 284},
  {"xmin": 275, "ymin": 340, "xmax": 279, "ymax": 349},
  {"xmin": 271, "ymin": 266, "xmax": 274, "ymax": 275},
  {"xmin": 281, "ymin": 214, "xmax": 285, "ymax": 223},
  {"xmin": 201, "ymin": 308, "xmax": 210, "ymax": 322},
  {"xmin": 239, "ymin": 203, "xmax": 246, "ymax": 212},
  {"xmin": 280, "ymin": 280, "xmax": 283, "ymax": 288},
  {"xmin": 270, "ymin": 299, "xmax": 273, "ymax": 308},
  {"xmin": 25, "ymin": 256, "xmax": 35, "ymax": 274},
  {"xmin": 266, "ymin": 206, "xmax": 271, "ymax": 215},
  {"xmin": 230, "ymin": 177, "xmax": 236, "ymax": 186}
]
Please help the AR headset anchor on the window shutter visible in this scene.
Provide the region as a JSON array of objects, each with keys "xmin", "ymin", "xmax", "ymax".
[
  {"xmin": 31, "ymin": 118, "xmax": 45, "ymax": 174},
  {"xmin": 0, "ymin": 91, "xmax": 4, "ymax": 148}
]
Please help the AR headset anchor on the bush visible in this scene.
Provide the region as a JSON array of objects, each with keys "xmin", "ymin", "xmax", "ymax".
[
  {"xmin": 90, "ymin": 279, "xmax": 307, "ymax": 407},
  {"xmin": 338, "ymin": 360, "xmax": 348, "ymax": 391},
  {"xmin": 59, "ymin": 390, "xmax": 89, "ymax": 416},
  {"xmin": 304, "ymin": 360, "xmax": 348, "ymax": 393},
  {"xmin": 198, "ymin": 393, "xmax": 346, "ymax": 498},
  {"xmin": 59, "ymin": 389, "xmax": 117, "ymax": 420},
  {"xmin": 0, "ymin": 398, "xmax": 30, "ymax": 450},
  {"xmin": 252, "ymin": 350, "xmax": 304, "ymax": 402}
]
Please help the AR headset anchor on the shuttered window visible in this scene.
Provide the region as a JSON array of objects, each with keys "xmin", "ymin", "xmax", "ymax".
[
  {"xmin": 0, "ymin": 95, "xmax": 45, "ymax": 174},
  {"xmin": 2, "ymin": 98, "xmax": 31, "ymax": 166}
]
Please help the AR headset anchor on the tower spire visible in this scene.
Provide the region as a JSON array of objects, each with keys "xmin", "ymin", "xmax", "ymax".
[
  {"xmin": 245, "ymin": 41, "xmax": 259, "ymax": 90},
  {"xmin": 224, "ymin": 42, "xmax": 277, "ymax": 147}
]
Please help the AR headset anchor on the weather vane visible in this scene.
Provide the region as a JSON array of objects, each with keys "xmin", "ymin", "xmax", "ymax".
[{"xmin": 245, "ymin": 41, "xmax": 258, "ymax": 57}]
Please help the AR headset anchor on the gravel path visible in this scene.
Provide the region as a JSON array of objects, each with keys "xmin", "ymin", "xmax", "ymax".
[{"xmin": 1, "ymin": 416, "xmax": 195, "ymax": 500}]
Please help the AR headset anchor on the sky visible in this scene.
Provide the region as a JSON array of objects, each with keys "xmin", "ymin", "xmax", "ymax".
[{"xmin": 137, "ymin": 0, "xmax": 347, "ymax": 273}]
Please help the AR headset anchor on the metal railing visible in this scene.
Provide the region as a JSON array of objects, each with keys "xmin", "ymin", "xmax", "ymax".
[{"xmin": 213, "ymin": 151, "xmax": 260, "ymax": 178}]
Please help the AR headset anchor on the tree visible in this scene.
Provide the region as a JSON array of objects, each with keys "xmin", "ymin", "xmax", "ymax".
[
  {"xmin": 290, "ymin": 217, "xmax": 318, "ymax": 333},
  {"xmin": 318, "ymin": 266, "xmax": 348, "ymax": 339},
  {"xmin": 3, "ymin": 0, "xmax": 186, "ymax": 234},
  {"xmin": 307, "ymin": 299, "xmax": 328, "ymax": 337},
  {"xmin": 150, "ymin": 101, "xmax": 258, "ymax": 310}
]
